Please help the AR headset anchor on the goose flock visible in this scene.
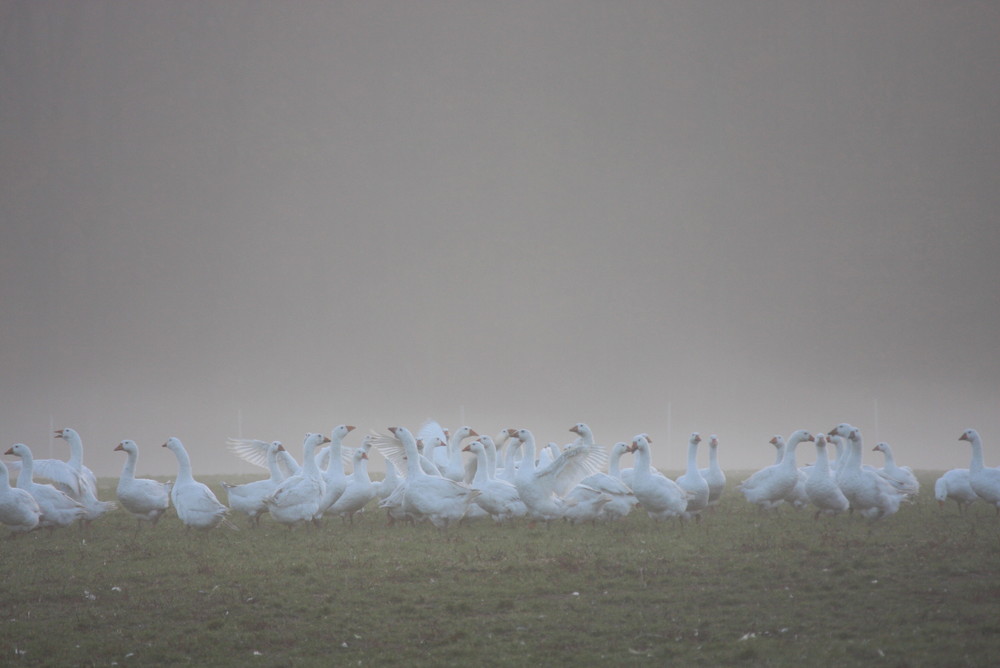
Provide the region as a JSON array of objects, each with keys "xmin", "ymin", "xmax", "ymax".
[{"xmin": 1, "ymin": 422, "xmax": 998, "ymax": 535}]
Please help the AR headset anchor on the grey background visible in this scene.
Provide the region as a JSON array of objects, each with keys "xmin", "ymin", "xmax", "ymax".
[{"xmin": 2, "ymin": 1, "xmax": 998, "ymax": 476}]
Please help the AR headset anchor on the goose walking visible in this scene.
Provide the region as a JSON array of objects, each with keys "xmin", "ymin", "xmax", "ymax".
[
  {"xmin": 0, "ymin": 457, "xmax": 41, "ymax": 535},
  {"xmin": 5, "ymin": 443, "xmax": 86, "ymax": 532},
  {"xmin": 114, "ymin": 440, "xmax": 172, "ymax": 529},
  {"xmin": 958, "ymin": 429, "xmax": 1000, "ymax": 514},
  {"xmin": 221, "ymin": 441, "xmax": 284, "ymax": 527},
  {"xmin": 162, "ymin": 437, "xmax": 231, "ymax": 530}
]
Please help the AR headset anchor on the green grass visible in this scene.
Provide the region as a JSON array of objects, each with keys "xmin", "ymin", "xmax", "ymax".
[{"xmin": 2, "ymin": 472, "xmax": 999, "ymax": 666}]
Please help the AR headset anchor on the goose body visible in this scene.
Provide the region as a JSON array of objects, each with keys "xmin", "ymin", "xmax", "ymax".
[
  {"xmin": 317, "ymin": 425, "xmax": 356, "ymax": 515},
  {"xmin": 0, "ymin": 458, "xmax": 41, "ymax": 534},
  {"xmin": 872, "ymin": 442, "xmax": 920, "ymax": 500},
  {"xmin": 463, "ymin": 439, "xmax": 526, "ymax": 523},
  {"xmin": 828, "ymin": 424, "xmax": 903, "ymax": 521},
  {"xmin": 804, "ymin": 434, "xmax": 850, "ymax": 518},
  {"xmin": 959, "ymin": 429, "xmax": 1000, "ymax": 512},
  {"xmin": 222, "ymin": 441, "xmax": 284, "ymax": 527},
  {"xmin": 933, "ymin": 468, "xmax": 979, "ymax": 513},
  {"xmin": 264, "ymin": 433, "xmax": 329, "ymax": 527},
  {"xmin": 326, "ymin": 438, "xmax": 378, "ymax": 523},
  {"xmin": 628, "ymin": 435, "xmax": 689, "ymax": 521},
  {"xmin": 54, "ymin": 428, "xmax": 116, "ymax": 524},
  {"xmin": 377, "ymin": 426, "xmax": 480, "ymax": 529},
  {"xmin": 162, "ymin": 437, "xmax": 231, "ymax": 530},
  {"xmin": 513, "ymin": 428, "xmax": 606, "ymax": 524},
  {"xmin": 698, "ymin": 434, "xmax": 727, "ymax": 506},
  {"xmin": 675, "ymin": 432, "xmax": 710, "ymax": 519},
  {"xmin": 739, "ymin": 431, "xmax": 814, "ymax": 510},
  {"xmin": 114, "ymin": 440, "xmax": 171, "ymax": 528},
  {"xmin": 5, "ymin": 443, "xmax": 86, "ymax": 531}
]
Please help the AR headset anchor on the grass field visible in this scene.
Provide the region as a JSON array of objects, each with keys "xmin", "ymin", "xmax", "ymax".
[{"xmin": 1, "ymin": 471, "xmax": 998, "ymax": 667}]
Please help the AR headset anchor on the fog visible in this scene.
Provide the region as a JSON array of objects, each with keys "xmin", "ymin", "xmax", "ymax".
[{"xmin": 2, "ymin": 2, "xmax": 998, "ymax": 478}]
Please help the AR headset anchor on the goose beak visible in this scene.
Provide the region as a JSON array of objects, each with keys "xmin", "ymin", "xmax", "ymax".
[
  {"xmin": 346, "ymin": 425, "xmax": 356, "ymax": 433},
  {"xmin": 114, "ymin": 443, "xmax": 124, "ymax": 452},
  {"xmin": 389, "ymin": 427, "xmax": 398, "ymax": 436},
  {"xmin": 959, "ymin": 432, "xmax": 970, "ymax": 442},
  {"xmin": 322, "ymin": 436, "xmax": 332, "ymax": 444},
  {"xmin": 277, "ymin": 445, "xmax": 285, "ymax": 452},
  {"xmin": 54, "ymin": 429, "xmax": 64, "ymax": 438},
  {"xmin": 4, "ymin": 447, "xmax": 14, "ymax": 455}
]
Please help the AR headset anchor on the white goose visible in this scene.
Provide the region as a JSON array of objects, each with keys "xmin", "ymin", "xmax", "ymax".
[
  {"xmin": 738, "ymin": 430, "xmax": 814, "ymax": 511},
  {"xmin": 933, "ymin": 468, "xmax": 979, "ymax": 514},
  {"xmin": 54, "ymin": 428, "xmax": 117, "ymax": 525},
  {"xmin": 628, "ymin": 434, "xmax": 689, "ymax": 522},
  {"xmin": 0, "ymin": 457, "xmax": 41, "ymax": 535},
  {"xmin": 675, "ymin": 432, "xmax": 710, "ymax": 519},
  {"xmin": 376, "ymin": 426, "xmax": 480, "ymax": 529},
  {"xmin": 872, "ymin": 442, "xmax": 920, "ymax": 500},
  {"xmin": 698, "ymin": 434, "xmax": 727, "ymax": 507},
  {"xmin": 5, "ymin": 443, "xmax": 86, "ymax": 531},
  {"xmin": 828, "ymin": 424, "xmax": 903, "ymax": 521},
  {"xmin": 264, "ymin": 433, "xmax": 330, "ymax": 527},
  {"xmin": 221, "ymin": 441, "xmax": 284, "ymax": 527},
  {"xmin": 114, "ymin": 440, "xmax": 172, "ymax": 529},
  {"xmin": 619, "ymin": 433, "xmax": 667, "ymax": 489},
  {"xmin": 325, "ymin": 437, "xmax": 378, "ymax": 524},
  {"xmin": 804, "ymin": 434, "xmax": 850, "ymax": 519},
  {"xmin": 958, "ymin": 428, "xmax": 1000, "ymax": 513},
  {"xmin": 317, "ymin": 425, "xmax": 356, "ymax": 515},
  {"xmin": 162, "ymin": 437, "xmax": 231, "ymax": 530},
  {"xmin": 463, "ymin": 439, "xmax": 526, "ymax": 523},
  {"xmin": 512, "ymin": 428, "xmax": 605, "ymax": 525}
]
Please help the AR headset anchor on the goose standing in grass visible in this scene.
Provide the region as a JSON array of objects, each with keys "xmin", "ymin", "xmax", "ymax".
[
  {"xmin": 738, "ymin": 430, "xmax": 814, "ymax": 511},
  {"xmin": 162, "ymin": 437, "xmax": 232, "ymax": 530},
  {"xmin": 512, "ymin": 428, "xmax": 606, "ymax": 525},
  {"xmin": 264, "ymin": 433, "xmax": 329, "ymax": 528},
  {"xmin": 463, "ymin": 439, "xmax": 526, "ymax": 523},
  {"xmin": 675, "ymin": 432, "xmax": 710, "ymax": 520},
  {"xmin": 5, "ymin": 443, "xmax": 86, "ymax": 532},
  {"xmin": 317, "ymin": 425, "xmax": 356, "ymax": 515},
  {"xmin": 326, "ymin": 437, "xmax": 378, "ymax": 524},
  {"xmin": 699, "ymin": 434, "xmax": 727, "ymax": 507},
  {"xmin": 377, "ymin": 426, "xmax": 480, "ymax": 529},
  {"xmin": 114, "ymin": 440, "xmax": 172, "ymax": 529},
  {"xmin": 933, "ymin": 469, "xmax": 979, "ymax": 514},
  {"xmin": 221, "ymin": 441, "xmax": 284, "ymax": 527},
  {"xmin": 872, "ymin": 442, "xmax": 920, "ymax": 500},
  {"xmin": 628, "ymin": 434, "xmax": 689, "ymax": 522},
  {"xmin": 0, "ymin": 457, "xmax": 41, "ymax": 535},
  {"xmin": 828, "ymin": 424, "xmax": 903, "ymax": 521},
  {"xmin": 7, "ymin": 428, "xmax": 115, "ymax": 527},
  {"xmin": 958, "ymin": 428, "xmax": 1000, "ymax": 514},
  {"xmin": 804, "ymin": 434, "xmax": 850, "ymax": 519}
]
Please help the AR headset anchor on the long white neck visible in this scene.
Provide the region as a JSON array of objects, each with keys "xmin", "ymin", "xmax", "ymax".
[
  {"xmin": 879, "ymin": 444, "xmax": 897, "ymax": 468},
  {"xmin": 686, "ymin": 439, "xmax": 700, "ymax": 474},
  {"xmin": 354, "ymin": 456, "xmax": 370, "ymax": 483},
  {"xmin": 403, "ymin": 434, "xmax": 424, "ymax": 478},
  {"xmin": 471, "ymin": 448, "xmax": 491, "ymax": 486},
  {"xmin": 324, "ymin": 442, "xmax": 344, "ymax": 475},
  {"xmin": 517, "ymin": 437, "xmax": 536, "ymax": 478},
  {"xmin": 302, "ymin": 441, "xmax": 322, "ymax": 477},
  {"xmin": 708, "ymin": 443, "xmax": 719, "ymax": 469},
  {"xmin": 781, "ymin": 436, "xmax": 803, "ymax": 469},
  {"xmin": 64, "ymin": 432, "xmax": 84, "ymax": 471},
  {"xmin": 172, "ymin": 444, "xmax": 195, "ymax": 484},
  {"xmin": 15, "ymin": 448, "xmax": 34, "ymax": 488},
  {"xmin": 266, "ymin": 447, "xmax": 283, "ymax": 483},
  {"xmin": 0, "ymin": 461, "xmax": 12, "ymax": 491},
  {"xmin": 121, "ymin": 450, "xmax": 138, "ymax": 481},
  {"xmin": 634, "ymin": 443, "xmax": 652, "ymax": 476},
  {"xmin": 968, "ymin": 434, "xmax": 985, "ymax": 473},
  {"xmin": 609, "ymin": 447, "xmax": 624, "ymax": 478},
  {"xmin": 814, "ymin": 443, "xmax": 831, "ymax": 475}
]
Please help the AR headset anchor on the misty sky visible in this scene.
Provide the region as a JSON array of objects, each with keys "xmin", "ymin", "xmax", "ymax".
[{"xmin": 2, "ymin": 1, "xmax": 999, "ymax": 478}]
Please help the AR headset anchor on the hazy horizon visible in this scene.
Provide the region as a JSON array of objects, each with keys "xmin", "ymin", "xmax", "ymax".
[{"xmin": 2, "ymin": 1, "xmax": 998, "ymax": 478}]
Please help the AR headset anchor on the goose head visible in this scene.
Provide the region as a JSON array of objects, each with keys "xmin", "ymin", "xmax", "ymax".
[
  {"xmin": 114, "ymin": 440, "xmax": 138, "ymax": 454},
  {"xmin": 959, "ymin": 428, "xmax": 979, "ymax": 443}
]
